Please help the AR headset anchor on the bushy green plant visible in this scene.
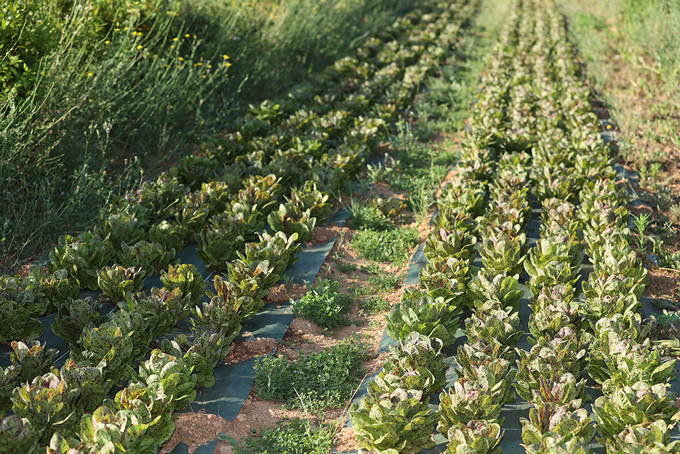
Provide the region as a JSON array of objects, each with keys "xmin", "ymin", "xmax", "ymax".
[
  {"xmin": 51, "ymin": 297, "xmax": 105, "ymax": 347},
  {"xmin": 254, "ymin": 338, "xmax": 368, "ymax": 411},
  {"xmin": 467, "ymin": 273, "xmax": 522, "ymax": 313},
  {"xmin": 438, "ymin": 379, "xmax": 505, "ymax": 436},
  {"xmin": 345, "ymin": 197, "xmax": 396, "ymax": 230},
  {"xmin": 160, "ymin": 263, "xmax": 207, "ymax": 307},
  {"xmin": 602, "ymin": 420, "xmax": 680, "ymax": 453},
  {"xmin": 445, "ymin": 420, "xmax": 504, "ymax": 454},
  {"xmin": 424, "ymin": 228, "xmax": 478, "ymax": 263},
  {"xmin": 160, "ymin": 325, "xmax": 229, "ymax": 389},
  {"xmin": 386, "ymin": 295, "xmax": 461, "ymax": 346},
  {"xmin": 10, "ymin": 340, "xmax": 59, "ymax": 385},
  {"xmin": 351, "ymin": 384, "xmax": 438, "ymax": 454},
  {"xmin": 521, "ymin": 406, "xmax": 596, "ymax": 449},
  {"xmin": 465, "ymin": 309, "xmax": 522, "ymax": 348},
  {"xmin": 48, "ymin": 232, "xmax": 113, "ymax": 290},
  {"xmin": 0, "ymin": 299, "xmax": 44, "ymax": 342},
  {"xmin": 61, "ymin": 359, "xmax": 113, "ymax": 413},
  {"xmin": 149, "ymin": 221, "xmax": 185, "ymax": 257},
  {"xmin": 117, "ymin": 240, "xmax": 175, "ymax": 275},
  {"xmin": 0, "ymin": 365, "xmax": 20, "ymax": 413},
  {"xmin": 78, "ymin": 407, "xmax": 160, "ymax": 454},
  {"xmin": 593, "ymin": 382, "xmax": 680, "ymax": 440},
  {"xmin": 121, "ymin": 287, "xmax": 192, "ymax": 338},
  {"xmin": 132, "ymin": 350, "xmax": 198, "ymax": 412},
  {"xmin": 479, "ymin": 232, "xmax": 527, "ymax": 277},
  {"xmin": 24, "ymin": 267, "xmax": 79, "ymax": 312},
  {"xmin": 97, "ymin": 265, "xmax": 146, "ymax": 304},
  {"xmin": 105, "ymin": 381, "xmax": 175, "ymax": 447},
  {"xmin": 229, "ymin": 417, "xmax": 335, "ymax": 454},
  {"xmin": 0, "ymin": 415, "xmax": 42, "ymax": 454},
  {"xmin": 12, "ymin": 372, "xmax": 82, "ymax": 443},
  {"xmin": 292, "ymin": 279, "xmax": 354, "ymax": 329},
  {"xmin": 267, "ymin": 203, "xmax": 317, "ymax": 242},
  {"xmin": 99, "ymin": 213, "xmax": 147, "ymax": 252},
  {"xmin": 70, "ymin": 322, "xmax": 135, "ymax": 386},
  {"xmin": 352, "ymin": 227, "xmax": 420, "ymax": 263},
  {"xmin": 382, "ymin": 332, "xmax": 447, "ymax": 396}
]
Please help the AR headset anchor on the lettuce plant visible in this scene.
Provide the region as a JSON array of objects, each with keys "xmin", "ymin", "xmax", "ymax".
[
  {"xmin": 589, "ymin": 333, "xmax": 676, "ymax": 394},
  {"xmin": 175, "ymin": 197, "xmax": 210, "ymax": 239},
  {"xmin": 61, "ymin": 359, "xmax": 113, "ymax": 412},
  {"xmin": 97, "ymin": 265, "xmax": 146, "ymax": 305},
  {"xmin": 372, "ymin": 197, "xmax": 407, "ymax": 219},
  {"xmin": 0, "ymin": 365, "xmax": 19, "ymax": 413},
  {"xmin": 51, "ymin": 297, "xmax": 105, "ymax": 347},
  {"xmin": 160, "ymin": 263, "xmax": 207, "ymax": 307},
  {"xmin": 199, "ymin": 180, "xmax": 233, "ymax": 216},
  {"xmin": 105, "ymin": 381, "xmax": 175, "ymax": 446},
  {"xmin": 456, "ymin": 338, "xmax": 515, "ymax": 371},
  {"xmin": 70, "ymin": 323, "xmax": 135, "ymax": 386},
  {"xmin": 382, "ymin": 332, "xmax": 447, "ymax": 396},
  {"xmin": 533, "ymin": 165, "xmax": 578, "ymax": 203},
  {"xmin": 161, "ymin": 325, "xmax": 229, "ymax": 388},
  {"xmin": 267, "ymin": 203, "xmax": 317, "ymax": 242},
  {"xmin": 99, "ymin": 213, "xmax": 147, "ymax": 252},
  {"xmin": 465, "ymin": 309, "xmax": 522, "ymax": 348},
  {"xmin": 479, "ymin": 232, "xmax": 527, "ymax": 277},
  {"xmin": 10, "ymin": 340, "xmax": 58, "ymax": 385},
  {"xmin": 424, "ymin": 228, "xmax": 478, "ymax": 263},
  {"xmin": 238, "ymin": 231, "xmax": 301, "ymax": 281},
  {"xmin": 132, "ymin": 350, "xmax": 198, "ymax": 412},
  {"xmin": 190, "ymin": 294, "xmax": 243, "ymax": 347},
  {"xmin": 420, "ymin": 256, "xmax": 474, "ymax": 286},
  {"xmin": 12, "ymin": 372, "xmax": 82, "ymax": 443},
  {"xmin": 350, "ymin": 384, "xmax": 438, "ymax": 454},
  {"xmin": 223, "ymin": 260, "xmax": 277, "ymax": 318},
  {"xmin": 524, "ymin": 240, "xmax": 580, "ymax": 298},
  {"xmin": 445, "ymin": 420, "xmax": 504, "ymax": 454},
  {"xmin": 467, "ymin": 273, "xmax": 522, "ymax": 314},
  {"xmin": 0, "ymin": 299, "xmax": 44, "ymax": 342},
  {"xmin": 148, "ymin": 221, "xmax": 185, "ymax": 258},
  {"xmin": 385, "ymin": 295, "xmax": 461, "ymax": 346},
  {"xmin": 0, "ymin": 415, "xmax": 41, "ymax": 454},
  {"xmin": 121, "ymin": 287, "xmax": 192, "ymax": 338},
  {"xmin": 0, "ymin": 274, "xmax": 49, "ymax": 316},
  {"xmin": 287, "ymin": 182, "xmax": 333, "ymax": 222},
  {"xmin": 438, "ymin": 379, "xmax": 505, "ymax": 435},
  {"xmin": 602, "ymin": 420, "xmax": 680, "ymax": 453},
  {"xmin": 48, "ymin": 232, "xmax": 114, "ymax": 290},
  {"xmin": 196, "ymin": 203, "xmax": 265, "ymax": 270},
  {"xmin": 593, "ymin": 382, "xmax": 680, "ymax": 440},
  {"xmin": 24, "ymin": 267, "xmax": 79, "ymax": 312},
  {"xmin": 524, "ymin": 438, "xmax": 592, "ymax": 454},
  {"xmin": 582, "ymin": 272, "xmax": 646, "ymax": 302},
  {"xmin": 107, "ymin": 309, "xmax": 155, "ymax": 363},
  {"xmin": 401, "ymin": 279, "xmax": 466, "ymax": 309},
  {"xmin": 521, "ymin": 406, "xmax": 595, "ymax": 449},
  {"xmin": 78, "ymin": 407, "xmax": 160, "ymax": 454},
  {"xmin": 117, "ymin": 240, "xmax": 175, "ymax": 275},
  {"xmin": 233, "ymin": 174, "xmax": 285, "ymax": 215},
  {"xmin": 581, "ymin": 292, "xmax": 642, "ymax": 323},
  {"xmin": 434, "ymin": 207, "xmax": 477, "ymax": 233}
]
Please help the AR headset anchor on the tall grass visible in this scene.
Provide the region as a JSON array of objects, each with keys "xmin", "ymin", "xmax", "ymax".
[{"xmin": 0, "ymin": 0, "xmax": 424, "ymax": 270}]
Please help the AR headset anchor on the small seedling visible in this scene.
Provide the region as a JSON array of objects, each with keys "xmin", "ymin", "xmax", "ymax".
[{"xmin": 632, "ymin": 213, "xmax": 653, "ymax": 252}]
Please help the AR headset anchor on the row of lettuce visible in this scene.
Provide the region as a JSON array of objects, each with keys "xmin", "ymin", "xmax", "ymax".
[
  {"xmin": 0, "ymin": 2, "xmax": 482, "ymax": 453},
  {"xmin": 349, "ymin": 0, "xmax": 680, "ymax": 453}
]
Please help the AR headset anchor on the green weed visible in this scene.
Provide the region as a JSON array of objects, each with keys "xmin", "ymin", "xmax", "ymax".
[
  {"xmin": 343, "ymin": 198, "xmax": 394, "ymax": 231},
  {"xmin": 228, "ymin": 417, "xmax": 335, "ymax": 454},
  {"xmin": 352, "ymin": 227, "xmax": 420, "ymax": 264},
  {"xmin": 359, "ymin": 296, "xmax": 391, "ymax": 315},
  {"xmin": 253, "ymin": 337, "xmax": 369, "ymax": 412},
  {"xmin": 292, "ymin": 280, "xmax": 354, "ymax": 329}
]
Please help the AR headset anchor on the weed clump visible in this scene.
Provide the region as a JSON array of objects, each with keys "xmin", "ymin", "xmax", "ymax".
[{"xmin": 254, "ymin": 337, "xmax": 369, "ymax": 412}]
